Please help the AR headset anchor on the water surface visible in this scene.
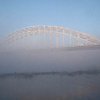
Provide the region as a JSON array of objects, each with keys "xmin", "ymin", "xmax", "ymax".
[{"xmin": 0, "ymin": 71, "xmax": 100, "ymax": 100}]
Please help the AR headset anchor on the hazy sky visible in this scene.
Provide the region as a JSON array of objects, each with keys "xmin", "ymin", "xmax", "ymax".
[{"xmin": 0, "ymin": 0, "xmax": 100, "ymax": 37}]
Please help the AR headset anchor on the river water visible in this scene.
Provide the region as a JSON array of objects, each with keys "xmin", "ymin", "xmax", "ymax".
[
  {"xmin": 0, "ymin": 72, "xmax": 100, "ymax": 100},
  {"xmin": 0, "ymin": 47, "xmax": 100, "ymax": 100}
]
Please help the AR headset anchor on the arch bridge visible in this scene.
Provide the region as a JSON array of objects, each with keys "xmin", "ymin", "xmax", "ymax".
[{"xmin": 0, "ymin": 26, "xmax": 100, "ymax": 50}]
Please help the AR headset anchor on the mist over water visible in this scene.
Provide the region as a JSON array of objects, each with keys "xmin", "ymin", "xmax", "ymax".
[
  {"xmin": 0, "ymin": 46, "xmax": 100, "ymax": 100},
  {"xmin": 0, "ymin": 73, "xmax": 100, "ymax": 100},
  {"xmin": 0, "ymin": 47, "xmax": 100, "ymax": 73}
]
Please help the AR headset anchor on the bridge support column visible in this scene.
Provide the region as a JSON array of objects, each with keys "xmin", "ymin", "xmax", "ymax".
[
  {"xmin": 50, "ymin": 28, "xmax": 52, "ymax": 48},
  {"xmin": 33, "ymin": 34, "xmax": 35, "ymax": 48},
  {"xmin": 56, "ymin": 34, "xmax": 58, "ymax": 48},
  {"xmin": 62, "ymin": 29, "xmax": 65, "ymax": 47},
  {"xmin": 70, "ymin": 33, "xmax": 72, "ymax": 47},
  {"xmin": 44, "ymin": 33, "xmax": 46, "ymax": 48},
  {"xmin": 38, "ymin": 33, "xmax": 40, "ymax": 48},
  {"xmin": 77, "ymin": 34, "xmax": 80, "ymax": 46},
  {"xmin": 63, "ymin": 34, "xmax": 64, "ymax": 47},
  {"xmin": 56, "ymin": 27, "xmax": 58, "ymax": 48},
  {"xmin": 77, "ymin": 38, "xmax": 80, "ymax": 46}
]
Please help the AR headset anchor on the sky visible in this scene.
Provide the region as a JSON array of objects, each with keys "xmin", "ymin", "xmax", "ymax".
[{"xmin": 0, "ymin": 0, "xmax": 100, "ymax": 37}]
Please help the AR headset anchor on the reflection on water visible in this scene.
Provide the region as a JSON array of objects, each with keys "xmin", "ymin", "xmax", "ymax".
[{"xmin": 0, "ymin": 70, "xmax": 100, "ymax": 100}]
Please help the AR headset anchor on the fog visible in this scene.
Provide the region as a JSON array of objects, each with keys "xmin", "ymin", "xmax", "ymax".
[{"xmin": 0, "ymin": 47, "xmax": 100, "ymax": 74}]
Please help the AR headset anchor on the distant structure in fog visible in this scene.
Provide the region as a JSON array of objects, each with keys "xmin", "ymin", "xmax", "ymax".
[{"xmin": 0, "ymin": 26, "xmax": 100, "ymax": 50}]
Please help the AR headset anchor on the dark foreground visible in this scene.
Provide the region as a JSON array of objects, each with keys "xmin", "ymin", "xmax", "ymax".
[{"xmin": 0, "ymin": 70, "xmax": 100, "ymax": 100}]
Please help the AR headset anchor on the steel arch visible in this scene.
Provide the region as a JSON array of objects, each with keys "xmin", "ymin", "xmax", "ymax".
[{"xmin": 0, "ymin": 25, "xmax": 100, "ymax": 46}]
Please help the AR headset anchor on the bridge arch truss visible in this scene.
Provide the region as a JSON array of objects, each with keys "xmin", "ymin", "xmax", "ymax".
[{"xmin": 0, "ymin": 26, "xmax": 100, "ymax": 49}]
